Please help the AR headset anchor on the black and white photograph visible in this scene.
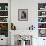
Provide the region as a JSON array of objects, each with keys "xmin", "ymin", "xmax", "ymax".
[{"xmin": 18, "ymin": 9, "xmax": 28, "ymax": 21}]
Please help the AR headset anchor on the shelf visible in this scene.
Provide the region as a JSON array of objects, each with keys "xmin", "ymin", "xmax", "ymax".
[
  {"xmin": 0, "ymin": 3, "xmax": 8, "ymax": 37},
  {"xmin": 0, "ymin": 22, "xmax": 8, "ymax": 23},
  {"xmin": 38, "ymin": 15, "xmax": 46, "ymax": 17},
  {"xmin": 38, "ymin": 22, "xmax": 46, "ymax": 23},
  {"xmin": 38, "ymin": 28, "xmax": 46, "ymax": 29},
  {"xmin": 38, "ymin": 3, "xmax": 46, "ymax": 37},
  {"xmin": 0, "ymin": 16, "xmax": 8, "ymax": 17},
  {"xmin": 0, "ymin": 10, "xmax": 8, "ymax": 11},
  {"xmin": 38, "ymin": 10, "xmax": 46, "ymax": 11}
]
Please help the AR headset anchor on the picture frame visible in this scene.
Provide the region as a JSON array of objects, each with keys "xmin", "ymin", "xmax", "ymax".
[{"xmin": 18, "ymin": 9, "xmax": 28, "ymax": 21}]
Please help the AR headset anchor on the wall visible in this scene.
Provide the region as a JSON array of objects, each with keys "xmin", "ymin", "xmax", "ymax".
[
  {"xmin": 11, "ymin": 0, "xmax": 46, "ymax": 30},
  {"xmin": 11, "ymin": 0, "xmax": 38, "ymax": 30},
  {"xmin": 11, "ymin": 0, "xmax": 46, "ymax": 46}
]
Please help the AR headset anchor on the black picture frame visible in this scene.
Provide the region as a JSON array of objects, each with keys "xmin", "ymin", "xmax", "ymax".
[{"xmin": 18, "ymin": 9, "xmax": 28, "ymax": 21}]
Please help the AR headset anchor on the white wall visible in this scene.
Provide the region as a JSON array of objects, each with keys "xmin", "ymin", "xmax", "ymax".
[
  {"xmin": 11, "ymin": 0, "xmax": 46, "ymax": 30},
  {"xmin": 11, "ymin": 0, "xmax": 46, "ymax": 46},
  {"xmin": 11, "ymin": 0, "xmax": 38, "ymax": 30}
]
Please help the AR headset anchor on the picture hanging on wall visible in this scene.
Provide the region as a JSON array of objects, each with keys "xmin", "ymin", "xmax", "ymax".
[
  {"xmin": 18, "ymin": 9, "xmax": 28, "ymax": 21},
  {"xmin": 38, "ymin": 29, "xmax": 46, "ymax": 37}
]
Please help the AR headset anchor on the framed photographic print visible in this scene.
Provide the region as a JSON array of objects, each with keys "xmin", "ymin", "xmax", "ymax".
[{"xmin": 18, "ymin": 9, "xmax": 28, "ymax": 21}]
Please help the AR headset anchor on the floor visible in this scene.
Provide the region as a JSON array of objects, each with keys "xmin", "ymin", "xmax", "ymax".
[{"xmin": 0, "ymin": 45, "xmax": 8, "ymax": 46}]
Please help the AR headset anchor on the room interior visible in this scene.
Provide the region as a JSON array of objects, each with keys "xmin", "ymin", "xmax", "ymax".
[{"xmin": 0, "ymin": 0, "xmax": 46, "ymax": 46}]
